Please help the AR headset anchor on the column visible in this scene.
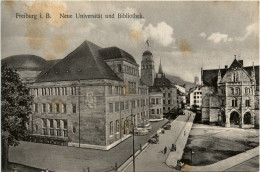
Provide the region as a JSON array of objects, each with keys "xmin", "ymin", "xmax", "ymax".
[{"xmin": 225, "ymin": 110, "xmax": 230, "ymax": 127}]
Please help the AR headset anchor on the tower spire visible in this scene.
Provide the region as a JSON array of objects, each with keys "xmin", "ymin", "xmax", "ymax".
[{"xmin": 158, "ymin": 58, "xmax": 163, "ymax": 74}]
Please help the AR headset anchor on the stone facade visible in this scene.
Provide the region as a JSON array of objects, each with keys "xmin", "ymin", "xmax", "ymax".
[
  {"xmin": 3, "ymin": 41, "xmax": 152, "ymax": 150},
  {"xmin": 149, "ymin": 87, "xmax": 163, "ymax": 121},
  {"xmin": 201, "ymin": 58, "xmax": 259, "ymax": 128}
]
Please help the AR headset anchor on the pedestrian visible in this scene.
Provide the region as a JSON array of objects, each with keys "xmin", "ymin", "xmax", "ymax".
[{"xmin": 164, "ymin": 146, "xmax": 167, "ymax": 154}]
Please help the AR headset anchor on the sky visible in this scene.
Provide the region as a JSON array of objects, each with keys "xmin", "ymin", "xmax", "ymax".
[{"xmin": 1, "ymin": 1, "xmax": 259, "ymax": 82}]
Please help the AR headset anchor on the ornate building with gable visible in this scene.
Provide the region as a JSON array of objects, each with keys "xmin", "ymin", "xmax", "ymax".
[{"xmin": 201, "ymin": 57, "xmax": 259, "ymax": 128}]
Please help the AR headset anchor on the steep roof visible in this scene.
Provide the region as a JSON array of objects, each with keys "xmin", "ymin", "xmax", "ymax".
[
  {"xmin": 98, "ymin": 47, "xmax": 137, "ymax": 65},
  {"xmin": 158, "ymin": 58, "xmax": 163, "ymax": 74},
  {"xmin": 2, "ymin": 55, "xmax": 46, "ymax": 70},
  {"xmin": 202, "ymin": 65, "xmax": 259, "ymax": 87},
  {"xmin": 154, "ymin": 75, "xmax": 173, "ymax": 87},
  {"xmin": 36, "ymin": 41, "xmax": 121, "ymax": 82}
]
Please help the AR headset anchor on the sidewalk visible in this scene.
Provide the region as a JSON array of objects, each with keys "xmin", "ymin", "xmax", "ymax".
[
  {"xmin": 182, "ymin": 146, "xmax": 259, "ymax": 171},
  {"xmin": 165, "ymin": 112, "xmax": 195, "ymax": 168},
  {"xmin": 123, "ymin": 111, "xmax": 195, "ymax": 172}
]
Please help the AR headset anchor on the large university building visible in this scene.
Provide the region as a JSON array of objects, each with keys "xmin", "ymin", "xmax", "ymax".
[
  {"xmin": 201, "ymin": 57, "xmax": 259, "ymax": 128},
  {"xmin": 3, "ymin": 41, "xmax": 153, "ymax": 150}
]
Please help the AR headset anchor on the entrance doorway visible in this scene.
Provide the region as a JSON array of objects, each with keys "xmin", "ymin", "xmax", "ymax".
[
  {"xmin": 244, "ymin": 112, "xmax": 251, "ymax": 124},
  {"xmin": 230, "ymin": 111, "xmax": 240, "ymax": 125}
]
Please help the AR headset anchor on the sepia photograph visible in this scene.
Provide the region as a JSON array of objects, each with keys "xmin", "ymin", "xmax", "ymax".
[{"xmin": 1, "ymin": 1, "xmax": 259, "ymax": 172}]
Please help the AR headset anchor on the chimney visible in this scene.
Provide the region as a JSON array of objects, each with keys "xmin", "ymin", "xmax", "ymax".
[
  {"xmin": 238, "ymin": 60, "xmax": 243, "ymax": 66},
  {"xmin": 225, "ymin": 65, "xmax": 228, "ymax": 69}
]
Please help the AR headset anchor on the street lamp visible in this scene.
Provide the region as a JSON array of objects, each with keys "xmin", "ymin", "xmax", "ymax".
[{"xmin": 131, "ymin": 112, "xmax": 136, "ymax": 172}]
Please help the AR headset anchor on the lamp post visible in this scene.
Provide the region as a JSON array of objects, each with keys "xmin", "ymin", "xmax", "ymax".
[
  {"xmin": 132, "ymin": 112, "xmax": 136, "ymax": 172},
  {"xmin": 78, "ymin": 79, "xmax": 81, "ymax": 148}
]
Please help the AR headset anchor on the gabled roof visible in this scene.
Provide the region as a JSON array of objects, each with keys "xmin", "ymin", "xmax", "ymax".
[
  {"xmin": 98, "ymin": 47, "xmax": 137, "ymax": 65},
  {"xmin": 36, "ymin": 41, "xmax": 121, "ymax": 82},
  {"xmin": 202, "ymin": 65, "xmax": 259, "ymax": 87}
]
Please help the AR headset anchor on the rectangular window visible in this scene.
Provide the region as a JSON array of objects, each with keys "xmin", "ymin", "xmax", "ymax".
[
  {"xmin": 57, "ymin": 120, "xmax": 60, "ymax": 128},
  {"xmin": 137, "ymin": 100, "xmax": 140, "ymax": 107},
  {"xmin": 194, "ymin": 100, "xmax": 196, "ymax": 103},
  {"xmin": 157, "ymin": 109, "xmax": 159, "ymax": 114},
  {"xmin": 108, "ymin": 86, "xmax": 112, "ymax": 95},
  {"xmin": 109, "ymin": 103, "xmax": 113, "ymax": 113},
  {"xmin": 72, "ymin": 104, "xmax": 76, "ymax": 113},
  {"xmin": 152, "ymin": 109, "xmax": 155, "ymax": 114},
  {"xmin": 50, "ymin": 119, "xmax": 54, "ymax": 128},
  {"xmin": 43, "ymin": 119, "xmax": 47, "ymax": 128},
  {"xmin": 168, "ymin": 107, "xmax": 170, "ymax": 110},
  {"xmin": 42, "ymin": 103, "xmax": 46, "ymax": 113},
  {"xmin": 120, "ymin": 102, "xmax": 124, "ymax": 110},
  {"xmin": 63, "ymin": 120, "xmax": 67, "ymax": 129},
  {"xmin": 115, "ymin": 102, "xmax": 119, "ymax": 112},
  {"xmin": 110, "ymin": 121, "xmax": 113, "ymax": 135},
  {"xmin": 125, "ymin": 101, "xmax": 129, "ymax": 109},
  {"xmin": 116, "ymin": 120, "xmax": 119, "ymax": 133},
  {"xmin": 49, "ymin": 104, "xmax": 52, "ymax": 113},
  {"xmin": 34, "ymin": 103, "xmax": 38, "ymax": 112},
  {"xmin": 168, "ymin": 100, "xmax": 171, "ymax": 104},
  {"xmin": 246, "ymin": 100, "xmax": 250, "ymax": 107},
  {"xmin": 163, "ymin": 93, "xmax": 166, "ymax": 97},
  {"xmin": 156, "ymin": 98, "xmax": 159, "ymax": 104},
  {"xmin": 56, "ymin": 103, "xmax": 60, "ymax": 113},
  {"xmin": 194, "ymin": 96, "xmax": 196, "ymax": 99},
  {"xmin": 168, "ymin": 93, "xmax": 171, "ymax": 97},
  {"xmin": 62, "ymin": 104, "xmax": 66, "ymax": 113},
  {"xmin": 117, "ymin": 64, "xmax": 122, "ymax": 72},
  {"xmin": 131, "ymin": 100, "xmax": 135, "ymax": 108},
  {"xmin": 163, "ymin": 107, "xmax": 165, "ymax": 110},
  {"xmin": 163, "ymin": 100, "xmax": 165, "ymax": 104}
]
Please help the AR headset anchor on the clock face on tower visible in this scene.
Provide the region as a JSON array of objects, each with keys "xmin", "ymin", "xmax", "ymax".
[{"xmin": 233, "ymin": 67, "xmax": 238, "ymax": 71}]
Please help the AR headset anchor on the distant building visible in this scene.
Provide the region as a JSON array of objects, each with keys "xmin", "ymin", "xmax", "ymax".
[
  {"xmin": 189, "ymin": 85, "xmax": 202, "ymax": 109},
  {"xmin": 153, "ymin": 59, "xmax": 178, "ymax": 113},
  {"xmin": 175, "ymin": 84, "xmax": 186, "ymax": 108},
  {"xmin": 149, "ymin": 86, "xmax": 163, "ymax": 121},
  {"xmin": 201, "ymin": 57, "xmax": 259, "ymax": 128}
]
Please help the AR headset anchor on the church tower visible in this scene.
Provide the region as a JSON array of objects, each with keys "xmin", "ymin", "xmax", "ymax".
[{"xmin": 141, "ymin": 51, "xmax": 155, "ymax": 86}]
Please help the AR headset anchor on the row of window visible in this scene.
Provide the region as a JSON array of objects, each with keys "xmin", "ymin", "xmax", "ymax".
[
  {"xmin": 194, "ymin": 96, "xmax": 202, "ymax": 99},
  {"xmin": 141, "ymin": 65, "xmax": 154, "ymax": 70},
  {"xmin": 31, "ymin": 87, "xmax": 78, "ymax": 97},
  {"xmin": 163, "ymin": 93, "xmax": 171, "ymax": 97},
  {"xmin": 194, "ymin": 92, "xmax": 202, "ymax": 95},
  {"xmin": 226, "ymin": 87, "xmax": 253, "ymax": 95},
  {"xmin": 194, "ymin": 100, "xmax": 201, "ymax": 104},
  {"xmin": 163, "ymin": 100, "xmax": 172, "ymax": 105},
  {"xmin": 151, "ymin": 108, "xmax": 162, "ymax": 114},
  {"xmin": 163, "ymin": 107, "xmax": 171, "ymax": 111},
  {"xmin": 34, "ymin": 103, "xmax": 77, "ymax": 114},
  {"xmin": 108, "ymin": 99, "xmax": 148, "ymax": 113},
  {"xmin": 41, "ymin": 119, "xmax": 68, "ymax": 137},
  {"xmin": 150, "ymin": 98, "xmax": 161, "ymax": 105},
  {"xmin": 231, "ymin": 99, "xmax": 250, "ymax": 107},
  {"xmin": 116, "ymin": 64, "xmax": 139, "ymax": 76}
]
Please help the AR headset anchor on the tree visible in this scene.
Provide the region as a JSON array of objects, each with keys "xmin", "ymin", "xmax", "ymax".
[{"xmin": 1, "ymin": 64, "xmax": 33, "ymax": 170}]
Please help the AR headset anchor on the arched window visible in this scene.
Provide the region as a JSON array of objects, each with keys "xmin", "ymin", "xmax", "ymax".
[
  {"xmin": 236, "ymin": 88, "xmax": 240, "ymax": 95},
  {"xmin": 230, "ymin": 87, "xmax": 234, "ymax": 95}
]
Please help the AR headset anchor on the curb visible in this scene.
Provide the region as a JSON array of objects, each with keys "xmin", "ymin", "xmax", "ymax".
[{"xmin": 181, "ymin": 146, "xmax": 259, "ymax": 171}]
